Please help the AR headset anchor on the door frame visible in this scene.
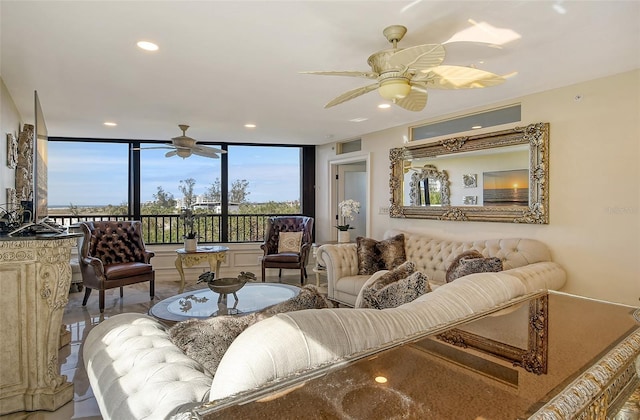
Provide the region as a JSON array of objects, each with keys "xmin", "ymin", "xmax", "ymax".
[{"xmin": 328, "ymin": 153, "xmax": 370, "ymax": 241}]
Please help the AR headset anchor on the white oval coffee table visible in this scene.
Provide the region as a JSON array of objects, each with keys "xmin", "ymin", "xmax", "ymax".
[{"xmin": 149, "ymin": 282, "xmax": 300, "ymax": 323}]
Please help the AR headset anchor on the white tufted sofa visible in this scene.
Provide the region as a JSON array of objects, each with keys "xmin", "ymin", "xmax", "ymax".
[
  {"xmin": 317, "ymin": 229, "xmax": 566, "ymax": 307},
  {"xmin": 83, "ymin": 230, "xmax": 566, "ymax": 420}
]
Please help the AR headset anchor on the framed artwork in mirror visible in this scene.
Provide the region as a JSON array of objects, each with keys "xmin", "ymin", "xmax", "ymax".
[
  {"xmin": 463, "ymin": 174, "xmax": 477, "ymax": 188},
  {"xmin": 389, "ymin": 122, "xmax": 549, "ymax": 223}
]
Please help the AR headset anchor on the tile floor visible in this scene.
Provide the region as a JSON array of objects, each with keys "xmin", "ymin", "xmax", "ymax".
[{"xmin": 3, "ymin": 269, "xmax": 321, "ymax": 420}]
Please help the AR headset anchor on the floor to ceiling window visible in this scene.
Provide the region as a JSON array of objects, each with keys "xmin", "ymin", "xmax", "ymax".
[
  {"xmin": 47, "ymin": 139, "xmax": 312, "ymax": 244},
  {"xmin": 48, "ymin": 141, "xmax": 129, "ymax": 214}
]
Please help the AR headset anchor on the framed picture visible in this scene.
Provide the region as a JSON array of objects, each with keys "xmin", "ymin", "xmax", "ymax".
[
  {"xmin": 463, "ymin": 173, "xmax": 477, "ymax": 188},
  {"xmin": 483, "ymin": 169, "xmax": 529, "ymax": 206},
  {"xmin": 463, "ymin": 196, "xmax": 477, "ymax": 205}
]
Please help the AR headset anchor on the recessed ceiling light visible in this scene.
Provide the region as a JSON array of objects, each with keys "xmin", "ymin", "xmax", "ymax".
[
  {"xmin": 137, "ymin": 41, "xmax": 159, "ymax": 51},
  {"xmin": 552, "ymin": 3, "xmax": 567, "ymax": 14},
  {"xmin": 349, "ymin": 117, "xmax": 368, "ymax": 123},
  {"xmin": 244, "ymin": 123, "xmax": 256, "ymax": 128},
  {"xmin": 471, "ymin": 125, "xmax": 482, "ymax": 129},
  {"xmin": 378, "ymin": 104, "xmax": 391, "ymax": 109},
  {"xmin": 104, "ymin": 122, "xmax": 117, "ymax": 126},
  {"xmin": 375, "ymin": 376, "xmax": 388, "ymax": 384}
]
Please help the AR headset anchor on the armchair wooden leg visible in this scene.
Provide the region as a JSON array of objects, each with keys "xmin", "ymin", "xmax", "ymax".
[
  {"xmin": 300, "ymin": 269, "xmax": 304, "ymax": 285},
  {"xmin": 99, "ymin": 290, "xmax": 105, "ymax": 313},
  {"xmin": 82, "ymin": 287, "xmax": 92, "ymax": 306},
  {"xmin": 120, "ymin": 287, "xmax": 124, "ymax": 298},
  {"xmin": 150, "ymin": 279, "xmax": 155, "ymax": 300},
  {"xmin": 278, "ymin": 269, "xmax": 282, "ymax": 278},
  {"xmin": 262, "ymin": 265, "xmax": 266, "ymax": 283}
]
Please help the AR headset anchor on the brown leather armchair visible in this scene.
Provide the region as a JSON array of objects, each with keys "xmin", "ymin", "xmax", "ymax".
[
  {"xmin": 261, "ymin": 216, "xmax": 314, "ymax": 284},
  {"xmin": 79, "ymin": 221, "xmax": 155, "ymax": 313}
]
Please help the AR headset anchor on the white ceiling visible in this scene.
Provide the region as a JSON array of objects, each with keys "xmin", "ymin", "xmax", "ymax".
[{"xmin": 1, "ymin": 1, "xmax": 639, "ymax": 146}]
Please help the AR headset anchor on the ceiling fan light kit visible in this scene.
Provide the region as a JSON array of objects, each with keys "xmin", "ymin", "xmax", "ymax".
[
  {"xmin": 303, "ymin": 25, "xmax": 505, "ymax": 112},
  {"xmin": 378, "ymin": 79, "xmax": 411, "ymax": 100}
]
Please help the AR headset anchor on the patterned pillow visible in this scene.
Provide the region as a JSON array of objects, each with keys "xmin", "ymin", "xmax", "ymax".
[
  {"xmin": 278, "ymin": 231, "xmax": 303, "ymax": 253},
  {"xmin": 376, "ymin": 234, "xmax": 406, "ymax": 270},
  {"xmin": 356, "ymin": 234, "xmax": 406, "ymax": 275},
  {"xmin": 168, "ymin": 285, "xmax": 328, "ymax": 375},
  {"xmin": 446, "ymin": 250, "xmax": 503, "ymax": 282},
  {"xmin": 360, "ymin": 269, "xmax": 431, "ymax": 310},
  {"xmin": 356, "ymin": 236, "xmax": 380, "ymax": 275}
]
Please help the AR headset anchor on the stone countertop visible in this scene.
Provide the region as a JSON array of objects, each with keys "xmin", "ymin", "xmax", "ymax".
[{"xmin": 0, "ymin": 232, "xmax": 82, "ymax": 241}]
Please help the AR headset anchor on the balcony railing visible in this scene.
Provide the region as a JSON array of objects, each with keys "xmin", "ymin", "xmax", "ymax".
[{"xmin": 48, "ymin": 213, "xmax": 293, "ymax": 244}]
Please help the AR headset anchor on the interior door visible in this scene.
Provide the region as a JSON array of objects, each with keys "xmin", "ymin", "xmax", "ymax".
[{"xmin": 337, "ymin": 162, "xmax": 366, "ymax": 240}]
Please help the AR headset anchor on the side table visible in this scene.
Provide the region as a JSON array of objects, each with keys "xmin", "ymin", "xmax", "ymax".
[
  {"xmin": 174, "ymin": 245, "xmax": 230, "ymax": 293},
  {"xmin": 312, "ymin": 266, "xmax": 326, "ymax": 287}
]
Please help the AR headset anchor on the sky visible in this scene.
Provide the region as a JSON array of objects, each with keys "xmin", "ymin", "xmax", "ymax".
[{"xmin": 47, "ymin": 142, "xmax": 301, "ymax": 207}]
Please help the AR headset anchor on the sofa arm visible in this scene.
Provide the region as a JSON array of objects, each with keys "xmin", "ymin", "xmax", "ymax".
[
  {"xmin": 83, "ymin": 313, "xmax": 213, "ymax": 420},
  {"xmin": 316, "ymin": 243, "xmax": 359, "ymax": 298},
  {"xmin": 503, "ymin": 261, "xmax": 566, "ymax": 292}
]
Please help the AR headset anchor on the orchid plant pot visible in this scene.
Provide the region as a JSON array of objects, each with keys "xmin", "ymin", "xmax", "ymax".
[
  {"xmin": 184, "ymin": 238, "xmax": 198, "ymax": 252},
  {"xmin": 337, "ymin": 230, "xmax": 351, "ymax": 243}
]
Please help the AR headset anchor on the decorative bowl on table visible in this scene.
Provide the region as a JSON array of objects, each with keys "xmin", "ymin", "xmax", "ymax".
[
  {"xmin": 197, "ymin": 271, "xmax": 256, "ymax": 295},
  {"xmin": 207, "ymin": 277, "xmax": 247, "ymax": 295}
]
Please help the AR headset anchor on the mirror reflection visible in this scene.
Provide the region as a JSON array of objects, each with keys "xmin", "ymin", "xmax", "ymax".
[
  {"xmin": 389, "ymin": 122, "xmax": 549, "ymax": 223},
  {"xmin": 406, "ymin": 164, "xmax": 450, "ymax": 206}
]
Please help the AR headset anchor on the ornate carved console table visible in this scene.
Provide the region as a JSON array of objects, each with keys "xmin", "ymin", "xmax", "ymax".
[
  {"xmin": 174, "ymin": 245, "xmax": 229, "ymax": 293},
  {"xmin": 0, "ymin": 234, "xmax": 79, "ymax": 414}
]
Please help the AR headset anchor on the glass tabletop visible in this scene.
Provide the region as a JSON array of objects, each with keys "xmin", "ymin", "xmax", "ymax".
[
  {"xmin": 149, "ymin": 283, "xmax": 299, "ymax": 322},
  {"xmin": 197, "ymin": 291, "xmax": 639, "ymax": 419},
  {"xmin": 175, "ymin": 245, "xmax": 230, "ymax": 254}
]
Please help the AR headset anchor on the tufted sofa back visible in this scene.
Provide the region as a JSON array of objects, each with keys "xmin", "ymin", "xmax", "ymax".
[
  {"xmin": 83, "ymin": 221, "xmax": 148, "ymax": 266},
  {"xmin": 384, "ymin": 229, "xmax": 552, "ymax": 286},
  {"xmin": 263, "ymin": 216, "xmax": 314, "ymax": 255}
]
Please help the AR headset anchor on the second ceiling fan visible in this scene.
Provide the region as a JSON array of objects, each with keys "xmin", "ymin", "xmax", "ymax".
[{"xmin": 302, "ymin": 25, "xmax": 506, "ymax": 112}]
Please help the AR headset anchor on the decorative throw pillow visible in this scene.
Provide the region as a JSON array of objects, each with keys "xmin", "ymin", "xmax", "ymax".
[
  {"xmin": 367, "ymin": 260, "xmax": 416, "ymax": 291},
  {"xmin": 361, "ymin": 270, "xmax": 431, "ymax": 310},
  {"xmin": 357, "ymin": 261, "xmax": 420, "ymax": 308},
  {"xmin": 376, "ymin": 234, "xmax": 406, "ymax": 270},
  {"xmin": 278, "ymin": 231, "xmax": 303, "ymax": 253},
  {"xmin": 356, "ymin": 234, "xmax": 406, "ymax": 275},
  {"xmin": 357, "ymin": 236, "xmax": 380, "ymax": 275},
  {"xmin": 168, "ymin": 285, "xmax": 328, "ymax": 375},
  {"xmin": 446, "ymin": 250, "xmax": 503, "ymax": 283}
]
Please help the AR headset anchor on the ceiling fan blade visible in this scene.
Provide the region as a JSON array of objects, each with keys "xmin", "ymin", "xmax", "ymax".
[
  {"xmin": 425, "ymin": 65, "xmax": 506, "ymax": 89},
  {"xmin": 165, "ymin": 150, "xmax": 178, "ymax": 157},
  {"xmin": 300, "ymin": 70, "xmax": 378, "ymax": 80},
  {"xmin": 393, "ymin": 86, "xmax": 428, "ymax": 112},
  {"xmin": 325, "ymin": 83, "xmax": 380, "ymax": 108},
  {"xmin": 389, "ymin": 44, "xmax": 445, "ymax": 71},
  {"xmin": 192, "ymin": 145, "xmax": 222, "ymax": 158},
  {"xmin": 192, "ymin": 150, "xmax": 220, "ymax": 159},
  {"xmin": 193, "ymin": 144, "xmax": 226, "ymax": 154}
]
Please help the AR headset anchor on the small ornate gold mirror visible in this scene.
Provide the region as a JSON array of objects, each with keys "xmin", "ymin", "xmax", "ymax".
[{"xmin": 389, "ymin": 122, "xmax": 549, "ymax": 223}]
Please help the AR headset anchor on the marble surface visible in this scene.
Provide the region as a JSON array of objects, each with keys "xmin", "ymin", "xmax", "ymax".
[{"xmin": 3, "ymin": 270, "xmax": 320, "ymax": 419}]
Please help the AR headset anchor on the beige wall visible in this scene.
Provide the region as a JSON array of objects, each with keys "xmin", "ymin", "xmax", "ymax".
[
  {"xmin": 1, "ymin": 78, "xmax": 22, "ymax": 198},
  {"xmin": 316, "ymin": 70, "xmax": 640, "ymax": 306}
]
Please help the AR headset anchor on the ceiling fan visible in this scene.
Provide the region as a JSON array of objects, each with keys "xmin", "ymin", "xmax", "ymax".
[
  {"xmin": 302, "ymin": 25, "xmax": 506, "ymax": 112},
  {"xmin": 137, "ymin": 124, "xmax": 226, "ymax": 159}
]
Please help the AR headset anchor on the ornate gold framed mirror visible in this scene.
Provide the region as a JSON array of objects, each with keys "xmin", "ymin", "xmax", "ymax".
[{"xmin": 389, "ymin": 122, "xmax": 549, "ymax": 223}]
